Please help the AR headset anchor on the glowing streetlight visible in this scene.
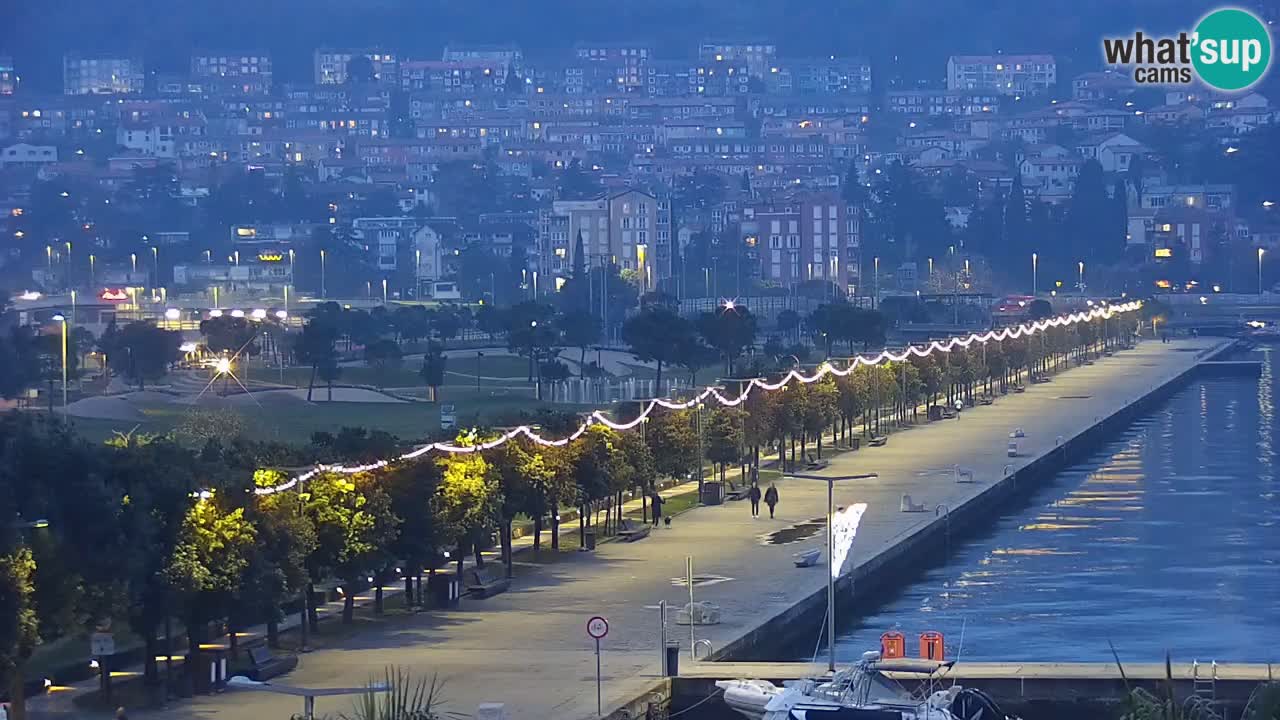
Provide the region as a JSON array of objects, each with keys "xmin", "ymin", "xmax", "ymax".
[
  {"xmin": 89, "ymin": 254, "xmax": 96, "ymax": 285},
  {"xmin": 130, "ymin": 253, "xmax": 137, "ymax": 274},
  {"xmin": 51, "ymin": 314, "xmax": 68, "ymax": 409},
  {"xmin": 1259, "ymin": 247, "xmax": 1265, "ymax": 295},
  {"xmin": 1078, "ymin": 261, "xmax": 1085, "ymax": 292},
  {"xmin": 1032, "ymin": 252, "xmax": 1038, "ymax": 294},
  {"xmin": 381, "ymin": 278, "xmax": 388, "ymax": 305},
  {"xmin": 320, "ymin": 250, "xmax": 327, "ymax": 298},
  {"xmin": 215, "ymin": 357, "xmax": 233, "ymax": 375}
]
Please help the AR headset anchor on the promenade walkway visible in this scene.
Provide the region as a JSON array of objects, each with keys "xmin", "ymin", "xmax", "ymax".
[{"xmin": 30, "ymin": 337, "xmax": 1224, "ymax": 720}]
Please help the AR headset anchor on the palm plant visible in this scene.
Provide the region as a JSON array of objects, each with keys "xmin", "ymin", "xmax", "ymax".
[{"xmin": 341, "ymin": 667, "xmax": 455, "ymax": 720}]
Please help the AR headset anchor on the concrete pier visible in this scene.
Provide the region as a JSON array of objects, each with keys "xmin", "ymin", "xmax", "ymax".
[{"xmin": 80, "ymin": 337, "xmax": 1244, "ymax": 720}]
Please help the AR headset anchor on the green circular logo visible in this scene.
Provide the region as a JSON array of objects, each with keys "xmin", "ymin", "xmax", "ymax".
[{"xmin": 1192, "ymin": 8, "xmax": 1272, "ymax": 91}]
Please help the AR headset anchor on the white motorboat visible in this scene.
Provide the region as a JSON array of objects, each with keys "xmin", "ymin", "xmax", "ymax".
[{"xmin": 716, "ymin": 652, "xmax": 1016, "ymax": 720}]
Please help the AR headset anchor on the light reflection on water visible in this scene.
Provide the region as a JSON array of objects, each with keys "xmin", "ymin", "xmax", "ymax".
[{"xmin": 832, "ymin": 352, "xmax": 1280, "ymax": 663}]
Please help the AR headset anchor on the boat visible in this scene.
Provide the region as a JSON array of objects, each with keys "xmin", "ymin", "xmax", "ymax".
[{"xmin": 716, "ymin": 652, "xmax": 1016, "ymax": 720}]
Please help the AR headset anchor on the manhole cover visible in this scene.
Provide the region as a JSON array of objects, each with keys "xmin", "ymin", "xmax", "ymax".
[
  {"xmin": 670, "ymin": 574, "xmax": 733, "ymax": 588},
  {"xmin": 761, "ymin": 518, "xmax": 826, "ymax": 545}
]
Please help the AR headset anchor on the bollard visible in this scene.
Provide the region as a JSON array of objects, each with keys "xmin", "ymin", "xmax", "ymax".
[{"xmin": 664, "ymin": 641, "xmax": 680, "ymax": 677}]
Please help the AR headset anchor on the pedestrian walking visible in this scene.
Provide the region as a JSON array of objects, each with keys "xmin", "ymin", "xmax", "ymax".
[
  {"xmin": 115, "ymin": 708, "xmax": 129, "ymax": 720},
  {"xmin": 650, "ymin": 492, "xmax": 664, "ymax": 527},
  {"xmin": 764, "ymin": 484, "xmax": 779, "ymax": 519},
  {"xmin": 747, "ymin": 484, "xmax": 762, "ymax": 517}
]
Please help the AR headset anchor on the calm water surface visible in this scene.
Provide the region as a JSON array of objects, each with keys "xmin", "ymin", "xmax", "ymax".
[{"xmin": 830, "ymin": 350, "xmax": 1280, "ymax": 663}]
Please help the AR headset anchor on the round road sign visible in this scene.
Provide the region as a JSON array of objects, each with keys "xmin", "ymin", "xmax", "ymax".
[{"xmin": 586, "ymin": 616, "xmax": 609, "ymax": 639}]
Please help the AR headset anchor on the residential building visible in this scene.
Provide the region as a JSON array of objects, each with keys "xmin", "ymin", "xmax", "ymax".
[
  {"xmin": 0, "ymin": 143, "xmax": 58, "ymax": 167},
  {"xmin": 1075, "ymin": 132, "xmax": 1148, "ymax": 173},
  {"xmin": 1141, "ymin": 184, "xmax": 1236, "ymax": 212},
  {"xmin": 766, "ymin": 57, "xmax": 873, "ymax": 95},
  {"xmin": 190, "ymin": 52, "xmax": 273, "ymax": 95},
  {"xmin": 886, "ymin": 89, "xmax": 1000, "ymax": 116},
  {"xmin": 539, "ymin": 188, "xmax": 668, "ymax": 290},
  {"xmin": 1070, "ymin": 70, "xmax": 1135, "ymax": 101},
  {"xmin": 742, "ymin": 192, "xmax": 861, "ymax": 292},
  {"xmin": 314, "ymin": 49, "xmax": 399, "ymax": 86},
  {"xmin": 946, "ymin": 54, "xmax": 1056, "ymax": 95},
  {"xmin": 63, "ymin": 54, "xmax": 144, "ymax": 95},
  {"xmin": 0, "ymin": 56, "xmax": 16, "ymax": 95},
  {"xmin": 574, "ymin": 42, "xmax": 651, "ymax": 93},
  {"xmin": 443, "ymin": 44, "xmax": 523, "ymax": 70},
  {"xmin": 698, "ymin": 41, "xmax": 777, "ymax": 78},
  {"xmin": 398, "ymin": 60, "xmax": 506, "ymax": 93},
  {"xmin": 352, "ymin": 216, "xmax": 421, "ymax": 272}
]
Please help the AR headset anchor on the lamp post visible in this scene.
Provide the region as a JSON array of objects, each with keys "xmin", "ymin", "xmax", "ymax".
[
  {"xmin": 927, "ymin": 257, "xmax": 934, "ymax": 289},
  {"xmin": 52, "ymin": 313, "xmax": 68, "ymax": 409},
  {"xmin": 781, "ymin": 472, "xmax": 877, "ymax": 673},
  {"xmin": 1078, "ymin": 261, "xmax": 1085, "ymax": 294},
  {"xmin": 873, "ymin": 257, "xmax": 880, "ymax": 309},
  {"xmin": 1032, "ymin": 252, "xmax": 1038, "ymax": 295},
  {"xmin": 89, "ymin": 254, "xmax": 96, "ymax": 286},
  {"xmin": 1258, "ymin": 247, "xmax": 1265, "ymax": 296},
  {"xmin": 320, "ymin": 250, "xmax": 327, "ymax": 298},
  {"xmin": 381, "ymin": 278, "xmax": 388, "ymax": 305}
]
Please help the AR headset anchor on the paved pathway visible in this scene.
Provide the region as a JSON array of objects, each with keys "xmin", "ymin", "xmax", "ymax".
[{"xmin": 29, "ymin": 338, "xmax": 1223, "ymax": 720}]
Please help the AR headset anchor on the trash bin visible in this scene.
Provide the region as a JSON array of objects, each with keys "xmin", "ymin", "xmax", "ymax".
[
  {"xmin": 190, "ymin": 648, "xmax": 227, "ymax": 694},
  {"xmin": 700, "ymin": 481, "xmax": 724, "ymax": 506},
  {"xmin": 664, "ymin": 641, "xmax": 680, "ymax": 677},
  {"xmin": 583, "ymin": 529, "xmax": 597, "ymax": 551},
  {"xmin": 427, "ymin": 573, "xmax": 460, "ymax": 609}
]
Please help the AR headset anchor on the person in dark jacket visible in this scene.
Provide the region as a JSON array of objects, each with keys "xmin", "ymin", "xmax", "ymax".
[
  {"xmin": 764, "ymin": 484, "xmax": 779, "ymax": 518},
  {"xmin": 650, "ymin": 492, "xmax": 664, "ymax": 527},
  {"xmin": 747, "ymin": 484, "xmax": 762, "ymax": 517}
]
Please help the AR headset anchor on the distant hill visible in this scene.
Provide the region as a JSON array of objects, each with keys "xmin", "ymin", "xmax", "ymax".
[{"xmin": 1, "ymin": 0, "xmax": 1236, "ymax": 92}]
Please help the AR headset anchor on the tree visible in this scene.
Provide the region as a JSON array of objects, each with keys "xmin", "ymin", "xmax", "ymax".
[
  {"xmin": 645, "ymin": 408, "xmax": 699, "ymax": 482},
  {"xmin": 296, "ymin": 303, "xmax": 342, "ymax": 401},
  {"xmin": 434, "ymin": 438, "xmax": 500, "ymax": 575},
  {"xmin": 557, "ymin": 159, "xmax": 602, "ymax": 201},
  {"xmin": 105, "ymin": 321, "xmax": 182, "ymax": 389},
  {"xmin": 383, "ymin": 461, "xmax": 444, "ymax": 607},
  {"xmin": 696, "ymin": 305, "xmax": 758, "ymax": 375},
  {"xmin": 1005, "ymin": 174, "xmax": 1029, "ymax": 256},
  {"xmin": 0, "ymin": 546, "xmax": 38, "ymax": 720},
  {"xmin": 420, "ymin": 342, "xmax": 447, "ymax": 402},
  {"xmin": 560, "ymin": 310, "xmax": 601, "ymax": 372},
  {"xmin": 163, "ymin": 495, "xmax": 257, "ymax": 663},
  {"xmin": 505, "ymin": 302, "xmax": 560, "ymax": 398},
  {"xmin": 246, "ymin": 470, "xmax": 317, "ymax": 647},
  {"xmin": 200, "ymin": 315, "xmax": 259, "ymax": 357},
  {"xmin": 364, "ymin": 339, "xmax": 403, "ymax": 388},
  {"xmin": 672, "ymin": 334, "xmax": 719, "ymax": 389},
  {"xmin": 1066, "ymin": 159, "xmax": 1112, "ymax": 270},
  {"xmin": 623, "ymin": 306, "xmax": 693, "ymax": 391},
  {"xmin": 704, "ymin": 407, "xmax": 745, "ymax": 483},
  {"xmin": 302, "ymin": 472, "xmax": 400, "ymax": 625}
]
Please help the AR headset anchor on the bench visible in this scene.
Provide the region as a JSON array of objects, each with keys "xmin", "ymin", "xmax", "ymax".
[
  {"xmin": 466, "ymin": 567, "xmax": 510, "ymax": 598},
  {"xmin": 616, "ymin": 518, "xmax": 651, "ymax": 542},
  {"xmin": 724, "ymin": 482, "xmax": 751, "ymax": 501},
  {"xmin": 979, "ymin": 395, "xmax": 994, "ymax": 406},
  {"xmin": 247, "ymin": 646, "xmax": 298, "ymax": 681},
  {"xmin": 868, "ymin": 435, "xmax": 888, "ymax": 447}
]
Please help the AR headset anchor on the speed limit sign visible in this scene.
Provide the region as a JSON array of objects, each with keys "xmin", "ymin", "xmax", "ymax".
[{"xmin": 586, "ymin": 615, "xmax": 609, "ymax": 639}]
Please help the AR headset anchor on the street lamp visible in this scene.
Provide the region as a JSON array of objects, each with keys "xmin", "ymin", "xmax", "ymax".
[
  {"xmin": 51, "ymin": 313, "xmax": 68, "ymax": 409},
  {"xmin": 130, "ymin": 253, "xmax": 137, "ymax": 274},
  {"xmin": 781, "ymin": 472, "xmax": 876, "ymax": 673},
  {"xmin": 1078, "ymin": 261, "xmax": 1085, "ymax": 293},
  {"xmin": 1259, "ymin": 247, "xmax": 1265, "ymax": 295},
  {"xmin": 381, "ymin": 278, "xmax": 388, "ymax": 305},
  {"xmin": 1032, "ymin": 252, "xmax": 1038, "ymax": 295},
  {"xmin": 320, "ymin": 250, "xmax": 327, "ymax": 298}
]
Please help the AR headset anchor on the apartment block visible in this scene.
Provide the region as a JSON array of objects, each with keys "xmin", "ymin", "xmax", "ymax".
[
  {"xmin": 539, "ymin": 188, "xmax": 669, "ymax": 290},
  {"xmin": 314, "ymin": 49, "xmax": 399, "ymax": 86},
  {"xmin": 698, "ymin": 41, "xmax": 777, "ymax": 78},
  {"xmin": 0, "ymin": 56, "xmax": 16, "ymax": 95},
  {"xmin": 191, "ymin": 52, "xmax": 273, "ymax": 95},
  {"xmin": 63, "ymin": 54, "xmax": 144, "ymax": 95},
  {"xmin": 574, "ymin": 42, "xmax": 651, "ymax": 93},
  {"xmin": 741, "ymin": 192, "xmax": 861, "ymax": 292},
  {"xmin": 946, "ymin": 54, "xmax": 1056, "ymax": 95}
]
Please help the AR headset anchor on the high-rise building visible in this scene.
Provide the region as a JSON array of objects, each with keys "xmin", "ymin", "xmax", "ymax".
[
  {"xmin": 190, "ymin": 52, "xmax": 273, "ymax": 95},
  {"xmin": 539, "ymin": 188, "xmax": 669, "ymax": 291},
  {"xmin": 946, "ymin": 54, "xmax": 1056, "ymax": 95},
  {"xmin": 314, "ymin": 49, "xmax": 399, "ymax": 86},
  {"xmin": 63, "ymin": 54, "xmax": 144, "ymax": 95},
  {"xmin": 0, "ymin": 56, "xmax": 17, "ymax": 95}
]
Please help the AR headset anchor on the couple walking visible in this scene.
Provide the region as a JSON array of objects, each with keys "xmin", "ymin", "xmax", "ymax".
[{"xmin": 748, "ymin": 483, "xmax": 779, "ymax": 518}]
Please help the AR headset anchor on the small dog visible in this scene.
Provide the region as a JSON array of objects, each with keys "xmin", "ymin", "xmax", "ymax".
[{"xmin": 663, "ymin": 516, "xmax": 672, "ymax": 528}]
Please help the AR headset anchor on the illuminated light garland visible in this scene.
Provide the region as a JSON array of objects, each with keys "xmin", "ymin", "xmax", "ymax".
[{"xmin": 253, "ymin": 301, "xmax": 1140, "ymax": 495}]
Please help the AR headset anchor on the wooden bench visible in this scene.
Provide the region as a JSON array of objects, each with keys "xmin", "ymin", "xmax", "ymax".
[
  {"xmin": 466, "ymin": 567, "xmax": 510, "ymax": 598},
  {"xmin": 868, "ymin": 435, "xmax": 888, "ymax": 447},
  {"xmin": 247, "ymin": 646, "xmax": 298, "ymax": 681},
  {"xmin": 616, "ymin": 518, "xmax": 651, "ymax": 542},
  {"xmin": 724, "ymin": 482, "xmax": 750, "ymax": 501}
]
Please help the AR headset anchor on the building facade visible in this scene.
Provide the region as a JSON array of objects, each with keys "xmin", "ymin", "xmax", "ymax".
[
  {"xmin": 946, "ymin": 54, "xmax": 1056, "ymax": 95},
  {"xmin": 63, "ymin": 54, "xmax": 144, "ymax": 95},
  {"xmin": 190, "ymin": 52, "xmax": 273, "ymax": 95}
]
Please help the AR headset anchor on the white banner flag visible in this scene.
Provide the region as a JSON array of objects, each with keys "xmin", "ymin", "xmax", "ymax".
[{"xmin": 830, "ymin": 502, "xmax": 868, "ymax": 579}]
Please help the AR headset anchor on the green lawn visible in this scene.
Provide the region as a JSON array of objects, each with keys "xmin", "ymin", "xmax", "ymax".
[
  {"xmin": 272, "ymin": 355, "xmax": 536, "ymax": 390},
  {"xmin": 68, "ymin": 388, "xmax": 562, "ymax": 445}
]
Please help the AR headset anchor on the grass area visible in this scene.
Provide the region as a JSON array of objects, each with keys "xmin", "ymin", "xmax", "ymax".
[
  {"xmin": 270, "ymin": 355, "xmax": 536, "ymax": 390},
  {"xmin": 67, "ymin": 389, "xmax": 561, "ymax": 445}
]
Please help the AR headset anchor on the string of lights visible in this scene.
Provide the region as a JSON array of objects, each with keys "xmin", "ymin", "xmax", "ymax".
[{"xmin": 253, "ymin": 300, "xmax": 1141, "ymax": 495}]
